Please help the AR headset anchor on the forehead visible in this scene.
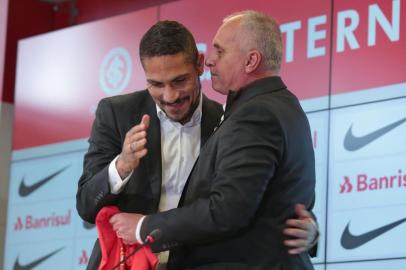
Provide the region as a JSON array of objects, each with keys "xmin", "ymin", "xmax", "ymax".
[
  {"xmin": 213, "ymin": 19, "xmax": 241, "ymax": 48},
  {"xmin": 143, "ymin": 53, "xmax": 197, "ymax": 81}
]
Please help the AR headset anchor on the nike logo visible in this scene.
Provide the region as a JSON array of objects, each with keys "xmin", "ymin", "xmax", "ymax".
[
  {"xmin": 13, "ymin": 247, "xmax": 64, "ymax": 270},
  {"xmin": 18, "ymin": 165, "xmax": 70, "ymax": 197},
  {"xmin": 341, "ymin": 217, "xmax": 406, "ymax": 249},
  {"xmin": 83, "ymin": 221, "xmax": 96, "ymax": 230},
  {"xmin": 344, "ymin": 117, "xmax": 406, "ymax": 151}
]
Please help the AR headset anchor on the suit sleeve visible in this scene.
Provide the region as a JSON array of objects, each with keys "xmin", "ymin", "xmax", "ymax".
[
  {"xmin": 76, "ymin": 98, "xmax": 122, "ymax": 223},
  {"xmin": 308, "ymin": 211, "xmax": 319, "ymax": 257},
  {"xmin": 141, "ymin": 101, "xmax": 284, "ymax": 248}
]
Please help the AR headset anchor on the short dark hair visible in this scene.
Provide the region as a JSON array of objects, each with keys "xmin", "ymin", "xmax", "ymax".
[{"xmin": 139, "ymin": 20, "xmax": 198, "ymax": 66}]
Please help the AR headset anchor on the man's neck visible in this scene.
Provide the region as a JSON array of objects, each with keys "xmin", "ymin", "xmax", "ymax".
[{"xmin": 233, "ymin": 70, "xmax": 279, "ymax": 93}]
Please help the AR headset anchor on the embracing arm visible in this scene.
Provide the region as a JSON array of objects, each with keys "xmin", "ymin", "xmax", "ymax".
[
  {"xmin": 140, "ymin": 102, "xmax": 293, "ymax": 248},
  {"xmin": 284, "ymin": 204, "xmax": 319, "ymax": 256}
]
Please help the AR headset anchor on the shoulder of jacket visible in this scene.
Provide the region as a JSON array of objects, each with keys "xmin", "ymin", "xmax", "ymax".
[{"xmin": 99, "ymin": 89, "xmax": 149, "ymax": 107}]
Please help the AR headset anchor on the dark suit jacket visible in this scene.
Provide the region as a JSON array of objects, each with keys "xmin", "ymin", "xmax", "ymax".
[
  {"xmin": 76, "ymin": 90, "xmax": 223, "ymax": 270},
  {"xmin": 141, "ymin": 77, "xmax": 316, "ymax": 270}
]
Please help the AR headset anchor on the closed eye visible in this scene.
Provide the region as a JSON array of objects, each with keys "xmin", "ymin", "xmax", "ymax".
[
  {"xmin": 148, "ymin": 80, "xmax": 164, "ymax": 88},
  {"xmin": 172, "ymin": 76, "xmax": 188, "ymax": 87}
]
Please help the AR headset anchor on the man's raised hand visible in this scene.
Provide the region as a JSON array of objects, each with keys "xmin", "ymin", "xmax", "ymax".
[{"xmin": 116, "ymin": 115, "xmax": 150, "ymax": 179}]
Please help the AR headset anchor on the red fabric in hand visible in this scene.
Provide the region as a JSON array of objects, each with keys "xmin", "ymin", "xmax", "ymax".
[{"xmin": 96, "ymin": 206, "xmax": 158, "ymax": 270}]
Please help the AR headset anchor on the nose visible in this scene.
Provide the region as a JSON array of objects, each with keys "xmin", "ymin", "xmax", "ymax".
[
  {"xmin": 162, "ymin": 86, "xmax": 180, "ymax": 103},
  {"xmin": 205, "ymin": 51, "xmax": 214, "ymax": 67}
]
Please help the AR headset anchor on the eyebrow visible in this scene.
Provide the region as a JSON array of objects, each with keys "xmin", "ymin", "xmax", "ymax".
[
  {"xmin": 146, "ymin": 79, "xmax": 161, "ymax": 84},
  {"xmin": 213, "ymin": 43, "xmax": 222, "ymax": 50}
]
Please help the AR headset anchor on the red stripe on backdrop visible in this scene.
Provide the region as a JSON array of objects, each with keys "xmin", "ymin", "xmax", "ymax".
[{"xmin": 331, "ymin": 0, "xmax": 405, "ymax": 94}]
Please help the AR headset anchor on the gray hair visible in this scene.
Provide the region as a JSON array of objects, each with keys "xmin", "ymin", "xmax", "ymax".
[{"xmin": 224, "ymin": 10, "xmax": 282, "ymax": 73}]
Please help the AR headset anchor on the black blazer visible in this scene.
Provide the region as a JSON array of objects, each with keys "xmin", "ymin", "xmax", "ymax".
[
  {"xmin": 141, "ymin": 77, "xmax": 316, "ymax": 270},
  {"xmin": 76, "ymin": 90, "xmax": 223, "ymax": 270}
]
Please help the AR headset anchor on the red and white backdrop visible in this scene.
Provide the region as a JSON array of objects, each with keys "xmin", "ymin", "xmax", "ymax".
[{"xmin": 4, "ymin": 0, "xmax": 406, "ymax": 269}]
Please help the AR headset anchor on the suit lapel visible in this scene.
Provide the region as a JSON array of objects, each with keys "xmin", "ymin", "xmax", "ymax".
[
  {"xmin": 178, "ymin": 96, "xmax": 223, "ymax": 206},
  {"xmin": 200, "ymin": 95, "xmax": 223, "ymax": 147},
  {"xmin": 143, "ymin": 95, "xmax": 162, "ymax": 209}
]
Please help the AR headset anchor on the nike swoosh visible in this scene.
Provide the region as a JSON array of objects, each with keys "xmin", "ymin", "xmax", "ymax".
[
  {"xmin": 341, "ymin": 217, "xmax": 406, "ymax": 249},
  {"xmin": 83, "ymin": 221, "xmax": 96, "ymax": 230},
  {"xmin": 18, "ymin": 165, "xmax": 70, "ymax": 197},
  {"xmin": 344, "ymin": 117, "xmax": 406, "ymax": 151},
  {"xmin": 13, "ymin": 247, "xmax": 64, "ymax": 270}
]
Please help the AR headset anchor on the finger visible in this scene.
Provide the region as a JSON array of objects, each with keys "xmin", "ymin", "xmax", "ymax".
[
  {"xmin": 126, "ymin": 118, "xmax": 149, "ymax": 137},
  {"xmin": 123, "ymin": 239, "xmax": 130, "ymax": 245},
  {"xmin": 110, "ymin": 213, "xmax": 124, "ymax": 225},
  {"xmin": 287, "ymin": 247, "xmax": 306, "ymax": 255},
  {"xmin": 109, "ymin": 215, "xmax": 117, "ymax": 224},
  {"xmin": 127, "ymin": 115, "xmax": 150, "ymax": 136},
  {"xmin": 283, "ymin": 228, "xmax": 308, "ymax": 239},
  {"xmin": 141, "ymin": 114, "xmax": 150, "ymax": 129},
  {"xmin": 284, "ymin": 239, "xmax": 307, "ymax": 248},
  {"xmin": 134, "ymin": 148, "xmax": 148, "ymax": 159},
  {"xmin": 129, "ymin": 138, "xmax": 147, "ymax": 153},
  {"xmin": 286, "ymin": 218, "xmax": 309, "ymax": 230},
  {"xmin": 111, "ymin": 223, "xmax": 120, "ymax": 232},
  {"xmin": 294, "ymin": 203, "xmax": 311, "ymax": 219},
  {"xmin": 129, "ymin": 131, "xmax": 147, "ymax": 143},
  {"xmin": 120, "ymin": 233, "xmax": 132, "ymax": 243},
  {"xmin": 127, "ymin": 124, "xmax": 146, "ymax": 137}
]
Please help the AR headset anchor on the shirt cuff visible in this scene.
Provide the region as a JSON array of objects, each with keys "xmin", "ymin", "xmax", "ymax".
[
  {"xmin": 108, "ymin": 155, "xmax": 133, "ymax": 194},
  {"xmin": 135, "ymin": 216, "xmax": 146, "ymax": 244}
]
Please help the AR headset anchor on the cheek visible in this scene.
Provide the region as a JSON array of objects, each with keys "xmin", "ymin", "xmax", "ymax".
[
  {"xmin": 147, "ymin": 88, "xmax": 162, "ymax": 102},
  {"xmin": 218, "ymin": 61, "xmax": 232, "ymax": 77},
  {"xmin": 185, "ymin": 80, "xmax": 200, "ymax": 97}
]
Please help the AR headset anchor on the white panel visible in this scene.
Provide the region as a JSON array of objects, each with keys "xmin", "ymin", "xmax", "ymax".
[
  {"xmin": 4, "ymin": 240, "xmax": 74, "ymax": 270},
  {"xmin": 8, "ymin": 152, "xmax": 83, "ymax": 205},
  {"xmin": 326, "ymin": 259, "xmax": 406, "ymax": 270},
  {"xmin": 4, "ymin": 142, "xmax": 89, "ymax": 270},
  {"xmin": 329, "ymin": 97, "xmax": 406, "ymax": 161},
  {"xmin": 73, "ymin": 237, "xmax": 98, "ymax": 269},
  {"xmin": 327, "ymin": 97, "xmax": 406, "ymax": 262},
  {"xmin": 301, "ymin": 96, "xmax": 330, "ymax": 112},
  {"xmin": 6, "ymin": 199, "xmax": 75, "ymax": 245},
  {"xmin": 307, "ymin": 111, "xmax": 329, "ymax": 263},
  {"xmin": 313, "ymin": 264, "xmax": 326, "ymax": 270},
  {"xmin": 331, "ymin": 82, "xmax": 406, "ymax": 108}
]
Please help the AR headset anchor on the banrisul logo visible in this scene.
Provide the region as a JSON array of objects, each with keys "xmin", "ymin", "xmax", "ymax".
[
  {"xmin": 339, "ymin": 169, "xmax": 406, "ymax": 194},
  {"xmin": 14, "ymin": 209, "xmax": 72, "ymax": 231},
  {"xmin": 100, "ymin": 47, "xmax": 132, "ymax": 96}
]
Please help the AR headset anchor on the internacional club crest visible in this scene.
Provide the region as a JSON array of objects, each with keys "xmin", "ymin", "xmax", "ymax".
[{"xmin": 99, "ymin": 47, "xmax": 132, "ymax": 96}]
